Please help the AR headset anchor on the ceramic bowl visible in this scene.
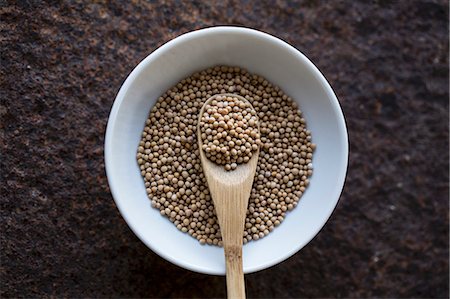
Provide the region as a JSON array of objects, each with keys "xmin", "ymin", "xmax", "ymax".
[{"xmin": 105, "ymin": 26, "xmax": 348, "ymax": 275}]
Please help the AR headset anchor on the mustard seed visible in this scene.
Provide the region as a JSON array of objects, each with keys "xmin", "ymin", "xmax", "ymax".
[{"xmin": 137, "ymin": 65, "xmax": 315, "ymax": 246}]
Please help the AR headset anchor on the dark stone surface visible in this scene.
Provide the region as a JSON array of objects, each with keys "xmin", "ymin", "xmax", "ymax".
[{"xmin": 1, "ymin": 0, "xmax": 448, "ymax": 298}]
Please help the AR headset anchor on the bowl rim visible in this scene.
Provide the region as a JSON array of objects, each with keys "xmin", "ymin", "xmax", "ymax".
[{"xmin": 105, "ymin": 26, "xmax": 349, "ymax": 275}]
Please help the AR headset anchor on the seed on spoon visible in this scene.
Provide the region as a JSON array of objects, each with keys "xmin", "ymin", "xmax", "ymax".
[{"xmin": 199, "ymin": 95, "xmax": 261, "ymax": 171}]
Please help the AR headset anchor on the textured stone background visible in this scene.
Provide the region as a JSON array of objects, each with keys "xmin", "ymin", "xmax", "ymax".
[{"xmin": 1, "ymin": 0, "xmax": 449, "ymax": 298}]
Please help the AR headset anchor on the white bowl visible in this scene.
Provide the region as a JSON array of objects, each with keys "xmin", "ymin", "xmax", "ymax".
[{"xmin": 105, "ymin": 27, "xmax": 348, "ymax": 275}]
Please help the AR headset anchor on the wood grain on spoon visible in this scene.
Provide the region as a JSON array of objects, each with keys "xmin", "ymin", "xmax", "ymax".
[{"xmin": 197, "ymin": 94, "xmax": 260, "ymax": 299}]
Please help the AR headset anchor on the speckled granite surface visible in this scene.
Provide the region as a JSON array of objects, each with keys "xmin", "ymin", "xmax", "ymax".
[{"xmin": 1, "ymin": 1, "xmax": 448, "ymax": 298}]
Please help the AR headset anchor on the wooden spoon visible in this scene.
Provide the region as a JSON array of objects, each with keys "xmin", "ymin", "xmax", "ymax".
[{"xmin": 197, "ymin": 94, "xmax": 260, "ymax": 299}]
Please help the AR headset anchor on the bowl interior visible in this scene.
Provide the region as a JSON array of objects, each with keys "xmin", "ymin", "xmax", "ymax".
[{"xmin": 105, "ymin": 27, "xmax": 348, "ymax": 275}]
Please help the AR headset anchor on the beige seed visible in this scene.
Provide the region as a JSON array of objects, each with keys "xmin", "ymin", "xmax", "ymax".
[{"xmin": 137, "ymin": 65, "xmax": 314, "ymax": 246}]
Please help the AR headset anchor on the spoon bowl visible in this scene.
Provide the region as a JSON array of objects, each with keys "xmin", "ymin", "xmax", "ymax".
[{"xmin": 197, "ymin": 94, "xmax": 260, "ymax": 187}]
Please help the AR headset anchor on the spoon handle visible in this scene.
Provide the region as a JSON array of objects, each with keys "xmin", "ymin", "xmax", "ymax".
[{"xmin": 225, "ymin": 245, "xmax": 245, "ymax": 299}]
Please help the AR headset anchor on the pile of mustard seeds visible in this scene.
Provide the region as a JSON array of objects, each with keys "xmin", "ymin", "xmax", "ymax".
[
  {"xmin": 137, "ymin": 66, "xmax": 315, "ymax": 246},
  {"xmin": 199, "ymin": 95, "xmax": 261, "ymax": 171}
]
